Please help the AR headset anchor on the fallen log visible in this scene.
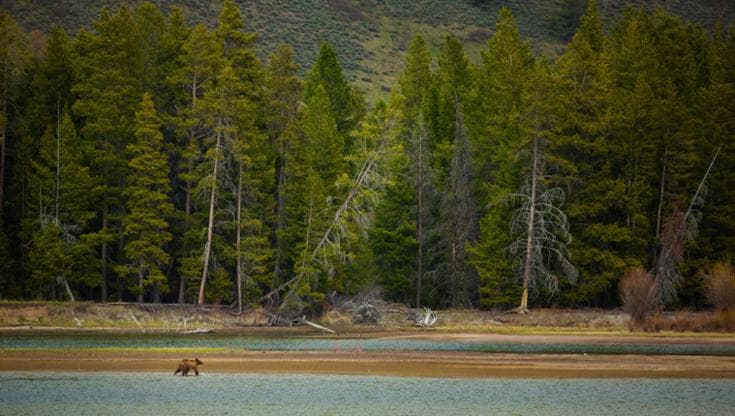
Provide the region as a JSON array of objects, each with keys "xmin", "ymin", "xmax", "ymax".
[
  {"xmin": 181, "ymin": 328, "xmax": 215, "ymax": 334},
  {"xmin": 298, "ymin": 317, "xmax": 336, "ymax": 334}
]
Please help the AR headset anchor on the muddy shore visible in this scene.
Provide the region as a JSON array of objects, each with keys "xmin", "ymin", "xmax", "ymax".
[
  {"xmin": 2, "ymin": 349, "xmax": 735, "ymax": 378},
  {"xmin": 3, "ymin": 331, "xmax": 735, "ymax": 379},
  {"xmin": 2, "ymin": 303, "xmax": 734, "ymax": 379}
]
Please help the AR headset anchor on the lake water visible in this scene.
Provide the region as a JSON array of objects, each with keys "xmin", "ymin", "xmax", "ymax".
[
  {"xmin": 2, "ymin": 333, "xmax": 735, "ymax": 355},
  {"xmin": 1, "ymin": 372, "xmax": 733, "ymax": 416}
]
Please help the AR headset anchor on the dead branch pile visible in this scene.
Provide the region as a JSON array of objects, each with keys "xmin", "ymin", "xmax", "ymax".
[
  {"xmin": 266, "ymin": 290, "xmax": 304, "ymax": 327},
  {"xmin": 408, "ymin": 307, "xmax": 438, "ymax": 327},
  {"xmin": 352, "ymin": 303, "xmax": 381, "ymax": 325},
  {"xmin": 334, "ymin": 290, "xmax": 386, "ymax": 326}
]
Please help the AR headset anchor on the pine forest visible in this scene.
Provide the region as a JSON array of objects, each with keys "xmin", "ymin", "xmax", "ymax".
[{"xmin": 1, "ymin": 0, "xmax": 734, "ymax": 314}]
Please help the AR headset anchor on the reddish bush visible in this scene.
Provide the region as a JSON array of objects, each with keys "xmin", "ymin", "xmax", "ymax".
[
  {"xmin": 619, "ymin": 267, "xmax": 657, "ymax": 326},
  {"xmin": 641, "ymin": 310, "xmax": 735, "ymax": 333},
  {"xmin": 703, "ymin": 261, "xmax": 735, "ymax": 311}
]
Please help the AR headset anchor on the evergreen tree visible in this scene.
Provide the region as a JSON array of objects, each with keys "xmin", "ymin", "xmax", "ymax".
[
  {"xmin": 0, "ymin": 11, "xmax": 31, "ymax": 213},
  {"xmin": 26, "ymin": 109, "xmax": 97, "ymax": 300},
  {"xmin": 11, "ymin": 25, "xmax": 72, "ymax": 297},
  {"xmin": 168, "ymin": 23, "xmax": 223, "ymax": 303},
  {"xmin": 196, "ymin": 64, "xmax": 239, "ymax": 305},
  {"xmin": 158, "ymin": 6, "xmax": 189, "ymax": 114},
  {"xmin": 395, "ymin": 34, "xmax": 436, "ymax": 308},
  {"xmin": 218, "ymin": 0, "xmax": 273, "ymax": 310},
  {"xmin": 468, "ymin": 7, "xmax": 536, "ymax": 309},
  {"xmin": 0, "ymin": 219, "xmax": 12, "ymax": 297},
  {"xmin": 546, "ymin": 0, "xmax": 627, "ymax": 306},
  {"xmin": 119, "ymin": 93, "xmax": 173, "ymax": 303},
  {"xmin": 511, "ymin": 62, "xmax": 576, "ymax": 312},
  {"xmin": 217, "ymin": 0, "xmax": 260, "ymax": 92},
  {"xmin": 73, "ymin": 6, "xmax": 144, "ymax": 301},
  {"xmin": 370, "ymin": 150, "xmax": 417, "ymax": 304},
  {"xmin": 688, "ymin": 25, "xmax": 735, "ymax": 305},
  {"xmin": 26, "ymin": 223, "xmax": 71, "ymax": 300},
  {"xmin": 265, "ymin": 45, "xmax": 303, "ymax": 289},
  {"xmin": 287, "ymin": 84, "xmax": 344, "ymax": 302},
  {"xmin": 232, "ymin": 74, "xmax": 272, "ymax": 313},
  {"xmin": 134, "ymin": 3, "xmax": 166, "ymax": 98},
  {"xmin": 435, "ymin": 34, "xmax": 477, "ymax": 307},
  {"xmin": 304, "ymin": 43, "xmax": 363, "ymax": 142},
  {"xmin": 0, "ymin": 11, "xmax": 31, "ymax": 296}
]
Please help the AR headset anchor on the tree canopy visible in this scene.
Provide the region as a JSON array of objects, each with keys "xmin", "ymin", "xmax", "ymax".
[{"xmin": 1, "ymin": 1, "xmax": 733, "ymax": 313}]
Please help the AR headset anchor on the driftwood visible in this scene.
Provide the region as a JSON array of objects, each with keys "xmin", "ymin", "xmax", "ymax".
[
  {"xmin": 298, "ymin": 317, "xmax": 336, "ymax": 334},
  {"xmin": 265, "ymin": 312, "xmax": 336, "ymax": 333},
  {"xmin": 128, "ymin": 312, "xmax": 146, "ymax": 333},
  {"xmin": 412, "ymin": 308, "xmax": 438, "ymax": 327},
  {"xmin": 181, "ymin": 328, "xmax": 215, "ymax": 334}
]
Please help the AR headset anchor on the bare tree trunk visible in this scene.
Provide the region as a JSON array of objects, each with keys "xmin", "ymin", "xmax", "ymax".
[
  {"xmin": 273, "ymin": 137, "xmax": 287, "ymax": 288},
  {"xmin": 684, "ymin": 145, "xmax": 721, "ymax": 222},
  {"xmin": 655, "ymin": 144, "xmax": 668, "ymax": 239},
  {"xmin": 416, "ymin": 125, "xmax": 424, "ymax": 309},
  {"xmin": 198, "ymin": 124, "xmax": 222, "ymax": 306},
  {"xmin": 519, "ymin": 135, "xmax": 539, "ymax": 313},
  {"xmin": 179, "ymin": 140, "xmax": 195, "ymax": 304},
  {"xmin": 54, "ymin": 96, "xmax": 74, "ymax": 302},
  {"xmin": 117, "ymin": 175, "xmax": 125, "ymax": 300},
  {"xmin": 137, "ymin": 260, "xmax": 144, "ymax": 303},
  {"xmin": 101, "ymin": 201, "xmax": 108, "ymax": 301},
  {"xmin": 152, "ymin": 283, "xmax": 160, "ymax": 303},
  {"xmin": 55, "ymin": 96, "xmax": 60, "ymax": 226},
  {"xmin": 177, "ymin": 255, "xmax": 186, "ymax": 303},
  {"xmin": 60, "ymin": 275, "xmax": 74, "ymax": 302},
  {"xmin": 179, "ymin": 75, "xmax": 199, "ymax": 304},
  {"xmin": 236, "ymin": 163, "xmax": 243, "ymax": 315},
  {"xmin": 451, "ymin": 236, "xmax": 457, "ymax": 308},
  {"xmin": 0, "ymin": 47, "xmax": 8, "ymax": 212},
  {"xmin": 302, "ymin": 198, "xmax": 314, "ymax": 270}
]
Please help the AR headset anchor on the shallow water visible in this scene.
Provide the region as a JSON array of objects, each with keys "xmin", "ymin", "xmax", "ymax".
[
  {"xmin": 2, "ymin": 333, "xmax": 735, "ymax": 355},
  {"xmin": 1, "ymin": 372, "xmax": 733, "ymax": 416}
]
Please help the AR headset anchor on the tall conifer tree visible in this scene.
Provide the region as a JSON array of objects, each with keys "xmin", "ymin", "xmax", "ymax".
[
  {"xmin": 121, "ymin": 93, "xmax": 173, "ymax": 303},
  {"xmin": 469, "ymin": 7, "xmax": 535, "ymax": 308},
  {"xmin": 73, "ymin": 6, "xmax": 144, "ymax": 301},
  {"xmin": 266, "ymin": 45, "xmax": 303, "ymax": 289}
]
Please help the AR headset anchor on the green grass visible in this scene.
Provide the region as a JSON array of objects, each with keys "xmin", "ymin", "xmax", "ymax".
[
  {"xmin": 2, "ymin": 347, "xmax": 234, "ymax": 353},
  {"xmin": 4, "ymin": 1, "xmax": 733, "ymax": 100},
  {"xmin": 438, "ymin": 323, "xmax": 735, "ymax": 338}
]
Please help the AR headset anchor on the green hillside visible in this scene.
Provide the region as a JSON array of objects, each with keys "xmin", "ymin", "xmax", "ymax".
[{"xmin": 3, "ymin": 0, "xmax": 733, "ymax": 99}]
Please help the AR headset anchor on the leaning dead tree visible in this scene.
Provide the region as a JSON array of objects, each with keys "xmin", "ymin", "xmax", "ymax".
[
  {"xmin": 652, "ymin": 145, "xmax": 721, "ymax": 306},
  {"xmin": 258, "ymin": 107, "xmax": 399, "ymax": 308},
  {"xmin": 508, "ymin": 135, "xmax": 577, "ymax": 314}
]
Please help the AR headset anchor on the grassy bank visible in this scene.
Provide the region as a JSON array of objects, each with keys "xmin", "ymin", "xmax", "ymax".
[{"xmin": 1, "ymin": 301, "xmax": 733, "ymax": 337}]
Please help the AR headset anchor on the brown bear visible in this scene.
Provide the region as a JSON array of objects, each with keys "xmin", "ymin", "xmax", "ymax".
[{"xmin": 174, "ymin": 358, "xmax": 203, "ymax": 376}]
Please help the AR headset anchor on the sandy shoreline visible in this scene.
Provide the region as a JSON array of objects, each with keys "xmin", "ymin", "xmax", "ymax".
[
  {"xmin": 2, "ymin": 349, "xmax": 735, "ymax": 379},
  {"xmin": 3, "ymin": 329, "xmax": 735, "ymax": 378}
]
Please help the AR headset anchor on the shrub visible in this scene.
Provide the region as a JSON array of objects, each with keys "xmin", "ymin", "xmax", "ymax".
[
  {"xmin": 640, "ymin": 310, "xmax": 735, "ymax": 333},
  {"xmin": 619, "ymin": 267, "xmax": 657, "ymax": 325},
  {"xmin": 352, "ymin": 303, "xmax": 381, "ymax": 325},
  {"xmin": 703, "ymin": 261, "xmax": 735, "ymax": 311}
]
